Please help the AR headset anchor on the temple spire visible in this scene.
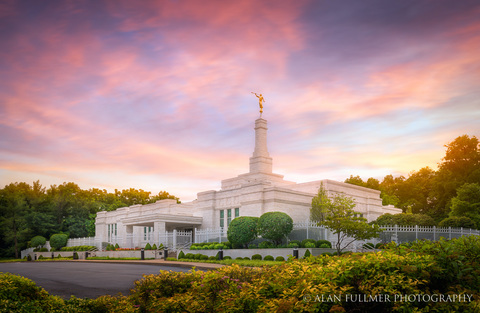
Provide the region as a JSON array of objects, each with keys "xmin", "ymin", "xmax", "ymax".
[{"xmin": 249, "ymin": 118, "xmax": 273, "ymax": 173}]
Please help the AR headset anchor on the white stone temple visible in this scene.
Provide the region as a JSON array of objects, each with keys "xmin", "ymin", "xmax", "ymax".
[{"xmin": 95, "ymin": 115, "xmax": 401, "ymax": 246}]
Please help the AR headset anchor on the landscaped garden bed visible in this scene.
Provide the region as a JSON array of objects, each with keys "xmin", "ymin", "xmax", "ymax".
[{"xmin": 3, "ymin": 235, "xmax": 480, "ymax": 312}]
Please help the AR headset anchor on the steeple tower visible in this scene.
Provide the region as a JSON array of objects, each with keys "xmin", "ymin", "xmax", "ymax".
[{"xmin": 249, "ymin": 118, "xmax": 273, "ymax": 173}]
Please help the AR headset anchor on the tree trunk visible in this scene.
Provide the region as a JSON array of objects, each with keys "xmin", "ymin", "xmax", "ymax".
[{"xmin": 13, "ymin": 218, "xmax": 18, "ymax": 259}]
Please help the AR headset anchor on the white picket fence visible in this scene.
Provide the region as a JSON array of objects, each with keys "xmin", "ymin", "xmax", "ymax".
[{"xmin": 20, "ymin": 223, "xmax": 480, "ymax": 257}]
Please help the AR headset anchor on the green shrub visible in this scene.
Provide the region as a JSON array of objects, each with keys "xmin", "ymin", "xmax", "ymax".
[
  {"xmin": 303, "ymin": 249, "xmax": 311, "ymax": 258},
  {"xmin": 248, "ymin": 243, "xmax": 257, "ymax": 249},
  {"xmin": 208, "ymin": 256, "xmax": 217, "ymax": 260},
  {"xmin": 227, "ymin": 216, "xmax": 259, "ymax": 248},
  {"xmin": 223, "ymin": 241, "xmax": 232, "ymax": 249},
  {"xmin": 287, "ymin": 242, "xmax": 299, "ymax": 248},
  {"xmin": 243, "ymin": 257, "xmax": 250, "ymax": 260},
  {"xmin": 375, "ymin": 243, "xmax": 385, "ymax": 249},
  {"xmin": 185, "ymin": 253, "xmax": 194, "ymax": 259},
  {"xmin": 235, "ymin": 257, "xmax": 243, "ymax": 260},
  {"xmin": 275, "ymin": 256, "xmax": 285, "ymax": 261},
  {"xmin": 259, "ymin": 241, "xmax": 274, "ymax": 249},
  {"xmin": 374, "ymin": 213, "xmax": 436, "ymax": 226},
  {"xmin": 264, "ymin": 255, "xmax": 274, "ymax": 261},
  {"xmin": 304, "ymin": 242, "xmax": 316, "ymax": 248},
  {"xmin": 316, "ymin": 240, "xmax": 332, "ymax": 248},
  {"xmin": 152, "ymin": 244, "xmax": 157, "ymax": 250},
  {"xmin": 438, "ymin": 216, "xmax": 477, "ymax": 229},
  {"xmin": 214, "ymin": 244, "xmax": 224, "ymax": 250},
  {"xmin": 251, "ymin": 254, "xmax": 262, "ymax": 260},
  {"xmin": 194, "ymin": 253, "xmax": 202, "ymax": 260},
  {"xmin": 49, "ymin": 233, "xmax": 68, "ymax": 250},
  {"xmin": 178, "ymin": 251, "xmax": 186, "ymax": 259},
  {"xmin": 200, "ymin": 255, "xmax": 209, "ymax": 260},
  {"xmin": 257, "ymin": 212, "xmax": 293, "ymax": 246},
  {"xmin": 223, "ymin": 256, "xmax": 232, "ymax": 260},
  {"xmin": 31, "ymin": 236, "xmax": 47, "ymax": 248},
  {"xmin": 114, "ymin": 243, "xmax": 120, "ymax": 249},
  {"xmin": 301, "ymin": 239, "xmax": 316, "ymax": 248},
  {"xmin": 166, "ymin": 257, "xmax": 177, "ymax": 261},
  {"xmin": 145, "ymin": 243, "xmax": 152, "ymax": 250},
  {"xmin": 319, "ymin": 243, "xmax": 330, "ymax": 248},
  {"xmin": 321, "ymin": 252, "xmax": 333, "ymax": 256},
  {"xmin": 0, "ymin": 273, "xmax": 65, "ymax": 311},
  {"xmin": 289, "ymin": 240, "xmax": 301, "ymax": 246},
  {"xmin": 363, "ymin": 242, "xmax": 375, "ymax": 249}
]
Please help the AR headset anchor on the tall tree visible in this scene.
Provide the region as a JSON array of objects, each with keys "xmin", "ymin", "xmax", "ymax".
[
  {"xmin": 450, "ymin": 183, "xmax": 480, "ymax": 228},
  {"xmin": 311, "ymin": 190, "xmax": 381, "ymax": 254}
]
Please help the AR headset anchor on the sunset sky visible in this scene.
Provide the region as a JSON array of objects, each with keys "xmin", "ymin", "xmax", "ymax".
[{"xmin": 1, "ymin": 0, "xmax": 479, "ymax": 201}]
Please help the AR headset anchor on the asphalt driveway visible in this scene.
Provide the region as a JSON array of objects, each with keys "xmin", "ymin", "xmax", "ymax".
[{"xmin": 0, "ymin": 261, "xmax": 193, "ymax": 299}]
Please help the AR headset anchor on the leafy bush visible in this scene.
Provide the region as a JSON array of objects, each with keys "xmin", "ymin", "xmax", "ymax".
[
  {"xmin": 200, "ymin": 255, "xmax": 209, "ymax": 260},
  {"xmin": 316, "ymin": 240, "xmax": 332, "ymax": 248},
  {"xmin": 289, "ymin": 240, "xmax": 301, "ymax": 246},
  {"xmin": 304, "ymin": 242, "xmax": 316, "ymax": 248},
  {"xmin": 227, "ymin": 216, "xmax": 259, "ymax": 248},
  {"xmin": 0, "ymin": 273, "xmax": 65, "ymax": 311},
  {"xmin": 275, "ymin": 256, "xmax": 285, "ymax": 261},
  {"xmin": 257, "ymin": 212, "xmax": 293, "ymax": 246},
  {"xmin": 61, "ymin": 245, "xmax": 96, "ymax": 251},
  {"xmin": 115, "ymin": 243, "xmax": 120, "ymax": 249},
  {"xmin": 438, "ymin": 216, "xmax": 476, "ymax": 228},
  {"xmin": 152, "ymin": 244, "xmax": 157, "ymax": 250},
  {"xmin": 248, "ymin": 243, "xmax": 257, "ymax": 249},
  {"xmin": 287, "ymin": 242, "xmax": 299, "ymax": 248},
  {"xmin": 263, "ymin": 255, "xmax": 274, "ymax": 261},
  {"xmin": 243, "ymin": 257, "xmax": 250, "ymax": 260},
  {"xmin": 251, "ymin": 254, "xmax": 262, "ymax": 260},
  {"xmin": 235, "ymin": 257, "xmax": 243, "ymax": 260},
  {"xmin": 223, "ymin": 256, "xmax": 232, "ymax": 260},
  {"xmin": 185, "ymin": 253, "xmax": 194, "ymax": 259},
  {"xmin": 214, "ymin": 244, "xmax": 224, "ymax": 250},
  {"xmin": 145, "ymin": 243, "xmax": 152, "ymax": 250},
  {"xmin": 362, "ymin": 242, "xmax": 375, "ymax": 249},
  {"xmin": 49, "ymin": 233, "xmax": 68, "ymax": 250},
  {"xmin": 375, "ymin": 242, "xmax": 385, "ymax": 249},
  {"xmin": 319, "ymin": 243, "xmax": 330, "ymax": 248},
  {"xmin": 303, "ymin": 249, "xmax": 311, "ymax": 258},
  {"xmin": 31, "ymin": 236, "xmax": 47, "ymax": 248},
  {"xmin": 301, "ymin": 239, "xmax": 316, "ymax": 248},
  {"xmin": 194, "ymin": 253, "xmax": 202, "ymax": 260},
  {"xmin": 208, "ymin": 256, "xmax": 217, "ymax": 260},
  {"xmin": 258, "ymin": 241, "xmax": 274, "ymax": 249},
  {"xmin": 374, "ymin": 213, "xmax": 436, "ymax": 226},
  {"xmin": 178, "ymin": 251, "xmax": 186, "ymax": 259}
]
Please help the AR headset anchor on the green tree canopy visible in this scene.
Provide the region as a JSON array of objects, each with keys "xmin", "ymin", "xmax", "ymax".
[
  {"xmin": 450, "ymin": 183, "xmax": 480, "ymax": 228},
  {"xmin": 30, "ymin": 236, "xmax": 46, "ymax": 249},
  {"xmin": 257, "ymin": 212, "xmax": 293, "ymax": 246},
  {"xmin": 227, "ymin": 216, "xmax": 258, "ymax": 248},
  {"xmin": 311, "ymin": 190, "xmax": 381, "ymax": 254}
]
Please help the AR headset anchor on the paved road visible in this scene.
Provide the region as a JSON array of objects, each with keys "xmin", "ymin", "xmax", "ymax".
[{"xmin": 0, "ymin": 261, "xmax": 193, "ymax": 299}]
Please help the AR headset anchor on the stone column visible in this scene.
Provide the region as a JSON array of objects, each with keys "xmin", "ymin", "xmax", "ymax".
[
  {"xmin": 249, "ymin": 118, "xmax": 273, "ymax": 173},
  {"xmin": 154, "ymin": 221, "xmax": 166, "ymax": 247},
  {"xmin": 124, "ymin": 225, "xmax": 133, "ymax": 249}
]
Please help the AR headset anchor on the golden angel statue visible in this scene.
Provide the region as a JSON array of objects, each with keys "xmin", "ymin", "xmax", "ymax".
[{"xmin": 251, "ymin": 92, "xmax": 265, "ymax": 114}]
